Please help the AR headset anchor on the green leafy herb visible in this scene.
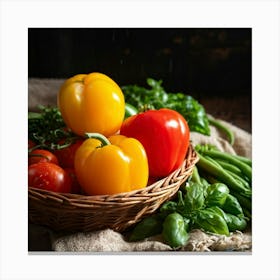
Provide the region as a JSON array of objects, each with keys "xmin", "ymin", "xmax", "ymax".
[
  {"xmin": 160, "ymin": 201, "xmax": 178, "ymax": 217},
  {"xmin": 192, "ymin": 207, "xmax": 230, "ymax": 236},
  {"xmin": 180, "ymin": 183, "xmax": 205, "ymax": 214},
  {"xmin": 129, "ymin": 214, "xmax": 163, "ymax": 242},
  {"xmin": 122, "ymin": 78, "xmax": 211, "ymax": 135},
  {"xmin": 122, "ymin": 78, "xmax": 237, "ymax": 144},
  {"xmin": 28, "ymin": 105, "xmax": 78, "ymax": 151},
  {"xmin": 205, "ymin": 183, "xmax": 229, "ymax": 207},
  {"xmin": 221, "ymin": 194, "xmax": 244, "ymax": 216},
  {"xmin": 223, "ymin": 213, "xmax": 247, "ymax": 232}
]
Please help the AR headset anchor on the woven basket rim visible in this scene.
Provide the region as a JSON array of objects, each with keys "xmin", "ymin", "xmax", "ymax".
[
  {"xmin": 28, "ymin": 143, "xmax": 198, "ymax": 201},
  {"xmin": 28, "ymin": 143, "xmax": 198, "ymax": 232}
]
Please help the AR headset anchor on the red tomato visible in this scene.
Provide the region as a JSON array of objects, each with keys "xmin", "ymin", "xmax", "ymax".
[
  {"xmin": 64, "ymin": 168, "xmax": 83, "ymax": 194},
  {"xmin": 28, "ymin": 139, "xmax": 36, "ymax": 150},
  {"xmin": 54, "ymin": 139, "xmax": 84, "ymax": 168},
  {"xmin": 120, "ymin": 108, "xmax": 190, "ymax": 178},
  {"xmin": 28, "ymin": 162, "xmax": 71, "ymax": 193},
  {"xmin": 28, "ymin": 149, "xmax": 59, "ymax": 166}
]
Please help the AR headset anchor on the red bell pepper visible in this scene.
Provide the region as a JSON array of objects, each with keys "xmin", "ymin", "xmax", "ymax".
[{"xmin": 120, "ymin": 108, "xmax": 190, "ymax": 179}]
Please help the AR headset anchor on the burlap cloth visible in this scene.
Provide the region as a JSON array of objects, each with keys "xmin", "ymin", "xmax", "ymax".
[{"xmin": 28, "ymin": 78, "xmax": 252, "ymax": 252}]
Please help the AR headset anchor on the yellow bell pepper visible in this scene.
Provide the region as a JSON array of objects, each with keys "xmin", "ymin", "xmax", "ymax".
[
  {"xmin": 74, "ymin": 133, "xmax": 149, "ymax": 195},
  {"xmin": 57, "ymin": 72, "xmax": 125, "ymax": 137}
]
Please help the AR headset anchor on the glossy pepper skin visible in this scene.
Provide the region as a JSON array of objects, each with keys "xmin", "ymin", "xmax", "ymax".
[
  {"xmin": 57, "ymin": 72, "xmax": 125, "ymax": 137},
  {"xmin": 120, "ymin": 108, "xmax": 190, "ymax": 178},
  {"xmin": 162, "ymin": 212, "xmax": 189, "ymax": 248},
  {"xmin": 74, "ymin": 134, "xmax": 149, "ymax": 195}
]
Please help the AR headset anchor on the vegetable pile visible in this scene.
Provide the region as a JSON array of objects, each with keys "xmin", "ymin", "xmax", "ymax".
[
  {"xmin": 195, "ymin": 144, "xmax": 252, "ymax": 219},
  {"xmin": 28, "ymin": 106, "xmax": 78, "ymax": 150},
  {"xmin": 28, "ymin": 72, "xmax": 252, "ymax": 249},
  {"xmin": 28, "ymin": 72, "xmax": 190, "ymax": 195},
  {"xmin": 129, "ymin": 145, "xmax": 252, "ymax": 248}
]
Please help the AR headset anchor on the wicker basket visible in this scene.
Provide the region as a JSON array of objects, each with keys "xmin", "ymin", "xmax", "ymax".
[{"xmin": 28, "ymin": 144, "xmax": 198, "ymax": 233}]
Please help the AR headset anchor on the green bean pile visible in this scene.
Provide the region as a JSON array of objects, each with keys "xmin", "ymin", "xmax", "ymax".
[{"xmin": 194, "ymin": 144, "xmax": 252, "ymax": 219}]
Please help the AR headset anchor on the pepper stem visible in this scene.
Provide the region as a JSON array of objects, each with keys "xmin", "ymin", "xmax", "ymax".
[
  {"xmin": 139, "ymin": 104, "xmax": 155, "ymax": 113},
  {"xmin": 85, "ymin": 132, "xmax": 111, "ymax": 146}
]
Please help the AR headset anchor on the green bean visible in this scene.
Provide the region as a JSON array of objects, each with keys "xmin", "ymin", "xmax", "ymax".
[
  {"xmin": 196, "ymin": 152, "xmax": 251, "ymax": 197},
  {"xmin": 214, "ymin": 159, "xmax": 244, "ymax": 177},
  {"xmin": 204, "ymin": 155, "xmax": 223, "ymax": 168},
  {"xmin": 208, "ymin": 117, "xmax": 235, "ymax": 145},
  {"xmin": 204, "ymin": 157, "xmax": 250, "ymax": 188},
  {"xmin": 232, "ymin": 154, "xmax": 252, "ymax": 167},
  {"xmin": 199, "ymin": 150, "xmax": 252, "ymax": 181},
  {"xmin": 191, "ymin": 166, "xmax": 201, "ymax": 184},
  {"xmin": 226, "ymin": 170, "xmax": 251, "ymax": 189}
]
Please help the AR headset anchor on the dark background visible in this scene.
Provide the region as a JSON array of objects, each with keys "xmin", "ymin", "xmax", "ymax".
[{"xmin": 28, "ymin": 28, "xmax": 252, "ymax": 131}]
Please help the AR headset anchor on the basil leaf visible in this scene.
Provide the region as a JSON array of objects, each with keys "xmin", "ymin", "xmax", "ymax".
[
  {"xmin": 160, "ymin": 201, "xmax": 178, "ymax": 217},
  {"xmin": 192, "ymin": 207, "xmax": 230, "ymax": 236},
  {"xmin": 205, "ymin": 183, "xmax": 230, "ymax": 207},
  {"xmin": 180, "ymin": 183, "xmax": 205, "ymax": 215},
  {"xmin": 221, "ymin": 194, "xmax": 244, "ymax": 216},
  {"xmin": 122, "ymin": 78, "xmax": 211, "ymax": 135},
  {"xmin": 223, "ymin": 213, "xmax": 247, "ymax": 232}
]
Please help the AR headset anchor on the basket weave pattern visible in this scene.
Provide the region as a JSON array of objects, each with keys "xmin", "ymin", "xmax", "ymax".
[{"xmin": 28, "ymin": 144, "xmax": 198, "ymax": 232}]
